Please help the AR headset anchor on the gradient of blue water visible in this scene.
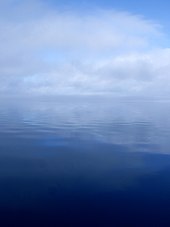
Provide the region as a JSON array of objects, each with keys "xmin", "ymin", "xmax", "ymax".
[{"xmin": 1, "ymin": 97, "xmax": 170, "ymax": 226}]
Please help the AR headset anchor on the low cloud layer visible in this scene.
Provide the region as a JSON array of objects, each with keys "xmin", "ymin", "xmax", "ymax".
[{"xmin": 0, "ymin": 0, "xmax": 169, "ymax": 97}]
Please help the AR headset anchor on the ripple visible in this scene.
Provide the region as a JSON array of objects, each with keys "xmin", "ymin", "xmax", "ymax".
[{"xmin": 0, "ymin": 98, "xmax": 170, "ymax": 153}]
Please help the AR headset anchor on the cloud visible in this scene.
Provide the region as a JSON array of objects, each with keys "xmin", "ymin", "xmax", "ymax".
[{"xmin": 0, "ymin": 0, "xmax": 169, "ymax": 97}]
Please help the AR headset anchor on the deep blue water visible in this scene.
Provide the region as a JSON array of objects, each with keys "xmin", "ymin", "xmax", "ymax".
[{"xmin": 1, "ymin": 97, "xmax": 170, "ymax": 226}]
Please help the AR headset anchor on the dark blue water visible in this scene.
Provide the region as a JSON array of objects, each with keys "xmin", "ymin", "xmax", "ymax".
[{"xmin": 1, "ymin": 97, "xmax": 170, "ymax": 226}]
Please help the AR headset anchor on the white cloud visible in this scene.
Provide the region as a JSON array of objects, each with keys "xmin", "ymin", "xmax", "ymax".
[{"xmin": 0, "ymin": 0, "xmax": 169, "ymax": 97}]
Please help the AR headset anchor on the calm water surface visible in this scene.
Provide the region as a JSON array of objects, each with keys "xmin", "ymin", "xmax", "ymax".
[{"xmin": 0, "ymin": 97, "xmax": 170, "ymax": 226}]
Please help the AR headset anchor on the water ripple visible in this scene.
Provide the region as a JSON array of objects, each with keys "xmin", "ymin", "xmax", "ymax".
[{"xmin": 0, "ymin": 98, "xmax": 170, "ymax": 154}]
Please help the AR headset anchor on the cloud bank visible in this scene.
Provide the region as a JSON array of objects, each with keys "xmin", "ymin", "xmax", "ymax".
[{"xmin": 0, "ymin": 0, "xmax": 169, "ymax": 97}]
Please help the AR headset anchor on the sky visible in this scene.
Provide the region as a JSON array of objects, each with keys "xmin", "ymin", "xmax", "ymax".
[{"xmin": 1, "ymin": 0, "xmax": 170, "ymax": 97}]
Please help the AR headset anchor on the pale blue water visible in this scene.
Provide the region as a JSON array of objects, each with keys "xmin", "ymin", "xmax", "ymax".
[{"xmin": 0, "ymin": 97, "xmax": 170, "ymax": 226}]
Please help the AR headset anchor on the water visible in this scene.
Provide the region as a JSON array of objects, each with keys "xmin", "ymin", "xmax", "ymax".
[{"xmin": 1, "ymin": 97, "xmax": 170, "ymax": 226}]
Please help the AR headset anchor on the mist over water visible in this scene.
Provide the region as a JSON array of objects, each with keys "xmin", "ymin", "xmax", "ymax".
[{"xmin": 1, "ymin": 97, "xmax": 170, "ymax": 226}]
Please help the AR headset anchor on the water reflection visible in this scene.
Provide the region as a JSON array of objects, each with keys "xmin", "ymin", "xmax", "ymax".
[
  {"xmin": 1, "ymin": 98, "xmax": 170, "ymax": 153},
  {"xmin": 0, "ymin": 97, "xmax": 170, "ymax": 226}
]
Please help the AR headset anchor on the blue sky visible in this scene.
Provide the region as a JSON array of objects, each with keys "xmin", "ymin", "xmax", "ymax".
[
  {"xmin": 48, "ymin": 0, "xmax": 170, "ymax": 27},
  {"xmin": 1, "ymin": 0, "xmax": 170, "ymax": 97}
]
